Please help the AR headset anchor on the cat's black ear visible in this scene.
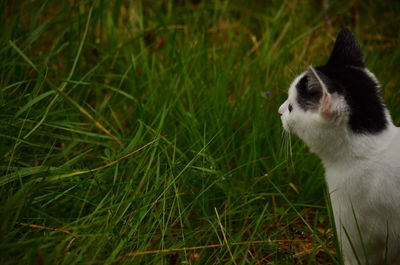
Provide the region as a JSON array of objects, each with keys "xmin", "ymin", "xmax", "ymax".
[{"xmin": 326, "ymin": 28, "xmax": 364, "ymax": 68}]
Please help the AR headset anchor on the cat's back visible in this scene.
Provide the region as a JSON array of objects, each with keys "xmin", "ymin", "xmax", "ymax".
[
  {"xmin": 367, "ymin": 126, "xmax": 400, "ymax": 194},
  {"xmin": 380, "ymin": 126, "xmax": 400, "ymax": 165},
  {"xmin": 326, "ymin": 126, "xmax": 400, "ymax": 211},
  {"xmin": 368, "ymin": 126, "xmax": 400, "ymax": 217},
  {"xmin": 369, "ymin": 126, "xmax": 400, "ymax": 196}
]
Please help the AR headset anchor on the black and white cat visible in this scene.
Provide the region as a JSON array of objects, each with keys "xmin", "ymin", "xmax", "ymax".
[{"xmin": 278, "ymin": 28, "xmax": 400, "ymax": 264}]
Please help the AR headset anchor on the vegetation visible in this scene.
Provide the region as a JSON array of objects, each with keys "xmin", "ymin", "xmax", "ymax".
[{"xmin": 1, "ymin": 0, "xmax": 399, "ymax": 264}]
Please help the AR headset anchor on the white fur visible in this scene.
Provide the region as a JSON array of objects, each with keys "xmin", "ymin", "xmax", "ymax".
[{"xmin": 279, "ymin": 70, "xmax": 400, "ymax": 264}]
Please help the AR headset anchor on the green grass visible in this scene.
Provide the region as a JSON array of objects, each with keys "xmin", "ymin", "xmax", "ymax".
[{"xmin": 1, "ymin": 0, "xmax": 400, "ymax": 264}]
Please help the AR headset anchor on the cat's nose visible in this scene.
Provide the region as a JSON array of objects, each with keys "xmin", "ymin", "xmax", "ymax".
[{"xmin": 278, "ymin": 102, "xmax": 286, "ymax": 116}]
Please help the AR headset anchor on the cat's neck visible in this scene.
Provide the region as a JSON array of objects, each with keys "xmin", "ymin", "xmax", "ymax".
[{"xmin": 307, "ymin": 122, "xmax": 398, "ymax": 167}]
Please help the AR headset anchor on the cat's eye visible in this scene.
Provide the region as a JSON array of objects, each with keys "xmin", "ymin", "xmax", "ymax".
[{"xmin": 288, "ymin": 104, "xmax": 293, "ymax": 112}]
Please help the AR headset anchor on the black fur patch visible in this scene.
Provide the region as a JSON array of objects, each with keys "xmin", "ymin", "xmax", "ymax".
[
  {"xmin": 296, "ymin": 75, "xmax": 323, "ymax": 111},
  {"xmin": 295, "ymin": 28, "xmax": 387, "ymax": 134},
  {"xmin": 318, "ymin": 65, "xmax": 387, "ymax": 134},
  {"xmin": 324, "ymin": 28, "xmax": 387, "ymax": 133}
]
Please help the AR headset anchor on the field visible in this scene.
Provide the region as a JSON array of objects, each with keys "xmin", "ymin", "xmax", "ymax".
[{"xmin": 1, "ymin": 0, "xmax": 400, "ymax": 264}]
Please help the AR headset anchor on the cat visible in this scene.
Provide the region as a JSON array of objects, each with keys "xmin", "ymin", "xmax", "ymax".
[{"xmin": 278, "ymin": 28, "xmax": 400, "ymax": 265}]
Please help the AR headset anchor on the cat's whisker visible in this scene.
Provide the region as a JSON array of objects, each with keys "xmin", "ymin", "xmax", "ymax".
[
  {"xmin": 280, "ymin": 129, "xmax": 287, "ymax": 157},
  {"xmin": 281, "ymin": 129, "xmax": 292, "ymax": 163},
  {"xmin": 281, "ymin": 129, "xmax": 288, "ymax": 161},
  {"xmin": 285, "ymin": 132, "xmax": 289, "ymax": 161},
  {"xmin": 288, "ymin": 131, "xmax": 294, "ymax": 167}
]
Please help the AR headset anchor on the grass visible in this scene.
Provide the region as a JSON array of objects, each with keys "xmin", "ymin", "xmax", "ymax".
[{"xmin": 1, "ymin": 0, "xmax": 400, "ymax": 264}]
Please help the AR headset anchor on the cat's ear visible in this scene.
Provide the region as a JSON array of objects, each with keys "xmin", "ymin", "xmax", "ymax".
[
  {"xmin": 326, "ymin": 28, "xmax": 364, "ymax": 68},
  {"xmin": 307, "ymin": 66, "xmax": 340, "ymax": 119}
]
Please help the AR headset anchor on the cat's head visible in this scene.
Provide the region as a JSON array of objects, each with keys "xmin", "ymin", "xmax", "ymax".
[{"xmin": 278, "ymin": 29, "xmax": 390, "ymax": 152}]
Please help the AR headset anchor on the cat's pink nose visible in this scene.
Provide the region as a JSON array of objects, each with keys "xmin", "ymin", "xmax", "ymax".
[{"xmin": 278, "ymin": 103, "xmax": 286, "ymax": 116}]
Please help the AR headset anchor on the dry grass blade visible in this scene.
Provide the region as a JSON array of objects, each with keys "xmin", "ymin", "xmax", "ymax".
[
  {"xmin": 117, "ymin": 239, "xmax": 311, "ymax": 259},
  {"xmin": 214, "ymin": 207, "xmax": 238, "ymax": 265},
  {"xmin": 17, "ymin": 222, "xmax": 72, "ymax": 235},
  {"xmin": 51, "ymin": 138, "xmax": 160, "ymax": 179}
]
